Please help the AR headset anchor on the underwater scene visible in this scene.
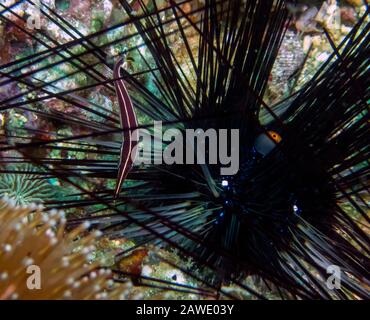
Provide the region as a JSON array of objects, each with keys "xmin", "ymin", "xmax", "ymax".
[{"xmin": 0, "ymin": 0, "xmax": 369, "ymax": 301}]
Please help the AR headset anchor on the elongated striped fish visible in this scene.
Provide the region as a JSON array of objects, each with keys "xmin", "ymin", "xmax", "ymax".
[{"xmin": 113, "ymin": 59, "xmax": 139, "ymax": 197}]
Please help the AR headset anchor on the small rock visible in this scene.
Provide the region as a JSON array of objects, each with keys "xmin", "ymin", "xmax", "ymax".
[
  {"xmin": 316, "ymin": 52, "xmax": 330, "ymax": 62},
  {"xmin": 345, "ymin": 0, "xmax": 363, "ymax": 7},
  {"xmin": 341, "ymin": 6, "xmax": 357, "ymax": 25},
  {"xmin": 295, "ymin": 7, "xmax": 320, "ymax": 33},
  {"xmin": 303, "ymin": 35, "xmax": 312, "ymax": 53}
]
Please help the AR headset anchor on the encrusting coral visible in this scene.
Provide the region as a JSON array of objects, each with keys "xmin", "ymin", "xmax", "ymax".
[{"xmin": 0, "ymin": 198, "xmax": 132, "ymax": 299}]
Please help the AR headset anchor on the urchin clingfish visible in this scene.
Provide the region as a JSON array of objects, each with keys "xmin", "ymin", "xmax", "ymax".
[{"xmin": 113, "ymin": 58, "xmax": 139, "ymax": 197}]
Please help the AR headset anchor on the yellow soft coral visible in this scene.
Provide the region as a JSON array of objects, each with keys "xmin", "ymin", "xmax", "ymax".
[{"xmin": 0, "ymin": 198, "xmax": 131, "ymax": 299}]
